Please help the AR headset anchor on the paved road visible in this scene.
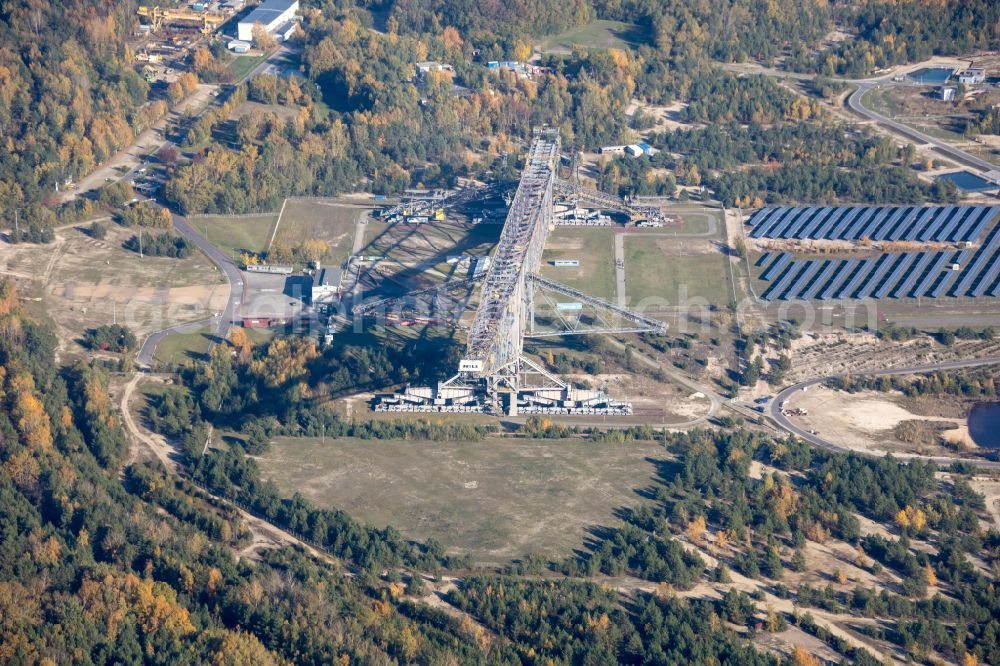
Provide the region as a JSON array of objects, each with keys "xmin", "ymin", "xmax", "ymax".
[
  {"xmin": 847, "ymin": 83, "xmax": 998, "ymax": 173},
  {"xmin": 60, "ymin": 45, "xmax": 296, "ymax": 205},
  {"xmin": 768, "ymin": 356, "xmax": 1000, "ymax": 469},
  {"xmin": 724, "ymin": 58, "xmax": 998, "ymax": 177},
  {"xmin": 58, "ymin": 85, "xmax": 219, "ymax": 204},
  {"xmin": 136, "ymin": 316, "xmax": 218, "ymax": 367},
  {"xmin": 129, "ymin": 46, "xmax": 301, "ymax": 366},
  {"xmin": 174, "ymin": 214, "xmax": 245, "ymax": 338},
  {"xmin": 248, "ymin": 45, "xmax": 294, "ymax": 80},
  {"xmin": 613, "ymin": 232, "xmax": 626, "ymax": 308},
  {"xmin": 135, "ymin": 213, "xmax": 244, "ymax": 367}
]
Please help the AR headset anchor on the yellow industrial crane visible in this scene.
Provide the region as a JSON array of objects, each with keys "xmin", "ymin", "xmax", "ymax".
[{"xmin": 137, "ymin": 6, "xmax": 226, "ymax": 35}]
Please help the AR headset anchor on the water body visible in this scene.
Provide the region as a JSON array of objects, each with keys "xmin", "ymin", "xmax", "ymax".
[
  {"xmin": 936, "ymin": 171, "xmax": 998, "ymax": 194},
  {"xmin": 967, "ymin": 403, "xmax": 1000, "ymax": 449},
  {"xmin": 907, "ymin": 67, "xmax": 955, "ymax": 85}
]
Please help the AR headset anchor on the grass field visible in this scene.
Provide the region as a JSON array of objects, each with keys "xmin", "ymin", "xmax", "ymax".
[
  {"xmin": 864, "ymin": 86, "xmax": 967, "ymax": 143},
  {"xmin": 255, "ymin": 435, "xmax": 666, "ymax": 563},
  {"xmin": 625, "ymin": 237, "xmax": 732, "ymax": 307},
  {"xmin": 538, "ymin": 19, "xmax": 648, "ymax": 53},
  {"xmin": 193, "ymin": 214, "xmax": 277, "ymax": 260},
  {"xmin": 272, "ymin": 199, "xmax": 367, "ymax": 268},
  {"xmin": 226, "ymin": 53, "xmax": 269, "ymax": 82},
  {"xmin": 139, "ymin": 380, "xmax": 188, "ymax": 405},
  {"xmin": 154, "ymin": 325, "xmax": 214, "ymax": 365},
  {"xmin": 540, "ymin": 227, "xmax": 616, "ymax": 300},
  {"xmin": 365, "ymin": 219, "xmax": 500, "ymax": 267},
  {"xmin": 631, "ymin": 211, "xmax": 718, "ymax": 236}
]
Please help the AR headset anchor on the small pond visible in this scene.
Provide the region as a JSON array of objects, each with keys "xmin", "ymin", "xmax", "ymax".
[
  {"xmin": 907, "ymin": 67, "xmax": 955, "ymax": 85},
  {"xmin": 967, "ymin": 403, "xmax": 1000, "ymax": 449},
  {"xmin": 935, "ymin": 171, "xmax": 998, "ymax": 193}
]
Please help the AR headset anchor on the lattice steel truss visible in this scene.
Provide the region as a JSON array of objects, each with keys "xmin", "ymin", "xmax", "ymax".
[
  {"xmin": 359, "ymin": 128, "xmax": 667, "ymax": 415},
  {"xmin": 463, "ymin": 131, "xmax": 559, "ymax": 374}
]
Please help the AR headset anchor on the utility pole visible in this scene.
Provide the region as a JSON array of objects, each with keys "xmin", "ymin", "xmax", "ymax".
[
  {"xmin": 14, "ymin": 209, "xmax": 19, "ymax": 238},
  {"xmin": 139, "ymin": 230, "xmax": 143, "ymax": 258}
]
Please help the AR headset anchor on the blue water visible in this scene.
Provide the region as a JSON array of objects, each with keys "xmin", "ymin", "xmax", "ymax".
[
  {"xmin": 968, "ymin": 403, "xmax": 1000, "ymax": 449},
  {"xmin": 937, "ymin": 171, "xmax": 997, "ymax": 193},
  {"xmin": 908, "ymin": 67, "xmax": 954, "ymax": 85}
]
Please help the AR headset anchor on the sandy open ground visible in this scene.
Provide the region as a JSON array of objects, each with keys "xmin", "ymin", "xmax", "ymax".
[
  {"xmin": 785, "ymin": 385, "xmax": 974, "ymax": 457},
  {"xmin": 1, "ymin": 224, "xmax": 227, "ymax": 358}
]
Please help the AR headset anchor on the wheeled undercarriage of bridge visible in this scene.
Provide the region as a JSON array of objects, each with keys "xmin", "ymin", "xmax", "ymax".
[{"xmin": 355, "ymin": 129, "xmax": 667, "ymax": 416}]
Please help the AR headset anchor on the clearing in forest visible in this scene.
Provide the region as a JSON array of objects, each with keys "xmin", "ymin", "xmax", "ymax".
[{"xmin": 255, "ymin": 435, "xmax": 666, "ymax": 564}]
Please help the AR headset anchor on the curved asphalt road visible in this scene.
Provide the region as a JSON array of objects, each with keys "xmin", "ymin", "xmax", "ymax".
[
  {"xmin": 768, "ymin": 356, "xmax": 1000, "ymax": 469},
  {"xmin": 725, "ymin": 60, "xmax": 997, "ymax": 176},
  {"xmin": 135, "ymin": 213, "xmax": 244, "ymax": 367},
  {"xmin": 129, "ymin": 48, "xmax": 299, "ymax": 367},
  {"xmin": 847, "ymin": 83, "xmax": 998, "ymax": 173}
]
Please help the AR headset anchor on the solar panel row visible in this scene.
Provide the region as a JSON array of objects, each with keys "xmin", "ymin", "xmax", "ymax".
[
  {"xmin": 799, "ymin": 260, "xmax": 838, "ymax": 300},
  {"xmin": 890, "ymin": 252, "xmax": 934, "ymax": 299},
  {"xmin": 929, "ymin": 258, "xmax": 963, "ymax": 298},
  {"xmin": 756, "ymin": 235, "xmax": 1000, "ymax": 301},
  {"xmin": 854, "ymin": 254, "xmax": 894, "ymax": 300},
  {"xmin": 762, "ymin": 262, "xmax": 804, "ymax": 301},
  {"xmin": 749, "ymin": 205, "xmax": 1000, "ymax": 242},
  {"xmin": 760, "ymin": 253, "xmax": 792, "ymax": 281},
  {"xmin": 949, "ymin": 226, "xmax": 1000, "ymax": 296},
  {"xmin": 910, "ymin": 252, "xmax": 950, "ymax": 298},
  {"xmin": 783, "ymin": 262, "xmax": 823, "ymax": 300},
  {"xmin": 818, "ymin": 259, "xmax": 858, "ymax": 300}
]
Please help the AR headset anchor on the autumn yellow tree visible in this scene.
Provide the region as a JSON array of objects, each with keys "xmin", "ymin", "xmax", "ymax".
[
  {"xmin": 440, "ymin": 26, "xmax": 463, "ymax": 56},
  {"xmin": 923, "ymin": 563, "xmax": 938, "ymax": 587},
  {"xmin": 9, "ymin": 373, "xmax": 53, "ymax": 451},
  {"xmin": 191, "ymin": 46, "xmax": 215, "ymax": 74},
  {"xmin": 299, "ymin": 239, "xmax": 330, "ymax": 263},
  {"xmin": 686, "ymin": 515, "xmax": 707, "ymax": 542},
  {"xmin": 895, "ymin": 505, "xmax": 927, "ymax": 532},
  {"xmin": 252, "ymin": 22, "xmax": 276, "ymax": 49},
  {"xmin": 765, "ymin": 605, "xmax": 783, "ymax": 632},
  {"xmin": 268, "ymin": 242, "xmax": 293, "ymax": 264},
  {"xmin": 201, "ymin": 629, "xmax": 284, "ymax": 665},
  {"xmin": 228, "ymin": 327, "xmax": 253, "ymax": 364},
  {"xmin": 792, "ymin": 646, "xmax": 821, "ymax": 666}
]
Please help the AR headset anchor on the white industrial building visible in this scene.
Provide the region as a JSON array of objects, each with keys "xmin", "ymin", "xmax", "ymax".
[
  {"xmin": 958, "ymin": 68, "xmax": 986, "ymax": 85},
  {"xmin": 237, "ymin": 0, "xmax": 299, "ymax": 42},
  {"xmin": 311, "ymin": 266, "xmax": 340, "ymax": 304},
  {"xmin": 598, "ymin": 144, "xmax": 646, "ymax": 157}
]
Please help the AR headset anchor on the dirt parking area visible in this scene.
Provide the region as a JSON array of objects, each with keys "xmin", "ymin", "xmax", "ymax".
[{"xmin": 0, "ymin": 224, "xmax": 227, "ymax": 359}]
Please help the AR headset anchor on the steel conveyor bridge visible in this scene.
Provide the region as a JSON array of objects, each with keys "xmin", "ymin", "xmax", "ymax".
[{"xmin": 359, "ymin": 128, "xmax": 667, "ymax": 415}]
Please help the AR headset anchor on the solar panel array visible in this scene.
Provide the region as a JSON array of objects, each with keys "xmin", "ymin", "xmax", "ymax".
[
  {"xmin": 747, "ymin": 205, "xmax": 1000, "ymax": 242},
  {"xmin": 758, "ymin": 223, "xmax": 1000, "ymax": 301}
]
